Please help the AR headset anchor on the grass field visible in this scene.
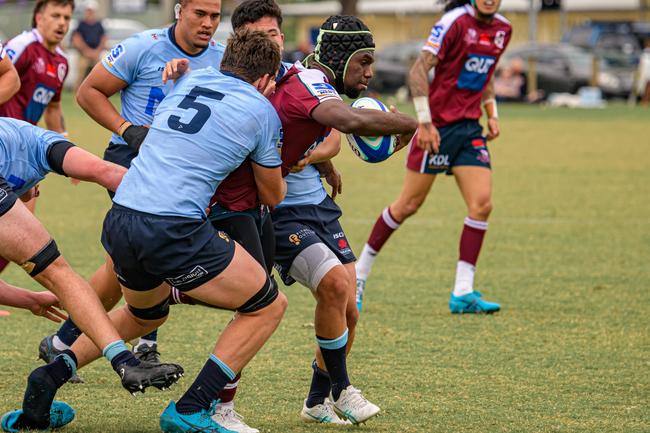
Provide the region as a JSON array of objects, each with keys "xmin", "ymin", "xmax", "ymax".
[{"xmin": 1, "ymin": 94, "xmax": 649, "ymax": 433}]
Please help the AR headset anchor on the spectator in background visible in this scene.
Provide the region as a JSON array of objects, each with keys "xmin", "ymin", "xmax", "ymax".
[
  {"xmin": 72, "ymin": 0, "xmax": 106, "ymax": 91},
  {"xmin": 284, "ymin": 39, "xmax": 312, "ymax": 64},
  {"xmin": 494, "ymin": 57, "xmax": 526, "ymax": 102}
]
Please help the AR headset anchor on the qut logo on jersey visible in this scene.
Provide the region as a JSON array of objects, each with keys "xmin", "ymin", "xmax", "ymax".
[
  {"xmin": 32, "ymin": 86, "xmax": 55, "ymax": 105},
  {"xmin": 457, "ymin": 54, "xmax": 496, "ymax": 92},
  {"xmin": 25, "ymin": 84, "xmax": 56, "ymax": 123}
]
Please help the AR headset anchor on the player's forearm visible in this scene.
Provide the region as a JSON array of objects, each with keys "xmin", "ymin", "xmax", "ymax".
[
  {"xmin": 409, "ymin": 58, "xmax": 431, "ymax": 99},
  {"xmin": 482, "ymin": 78, "xmax": 498, "ymax": 119},
  {"xmin": 310, "ymin": 130, "xmax": 341, "ymax": 163},
  {"xmin": 44, "ymin": 105, "xmax": 65, "ymax": 133},
  {"xmin": 76, "ymin": 82, "xmax": 124, "ymax": 134},
  {"xmin": 61, "ymin": 147, "xmax": 126, "ymax": 191},
  {"xmin": 346, "ymin": 110, "xmax": 416, "ymax": 136},
  {"xmin": 0, "ymin": 280, "xmax": 37, "ymax": 310},
  {"xmin": 0, "ymin": 60, "xmax": 20, "ymax": 104}
]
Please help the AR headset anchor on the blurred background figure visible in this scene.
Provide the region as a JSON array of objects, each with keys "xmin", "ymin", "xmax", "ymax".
[
  {"xmin": 637, "ymin": 37, "xmax": 650, "ymax": 105},
  {"xmin": 495, "ymin": 57, "xmax": 526, "ymax": 102},
  {"xmin": 284, "ymin": 38, "xmax": 311, "ymax": 64},
  {"xmin": 71, "ymin": 0, "xmax": 106, "ymax": 92}
]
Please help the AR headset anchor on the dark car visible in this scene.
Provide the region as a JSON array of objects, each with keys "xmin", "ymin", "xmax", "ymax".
[
  {"xmin": 368, "ymin": 40, "xmax": 430, "ymax": 95},
  {"xmin": 563, "ymin": 22, "xmax": 641, "ymax": 68},
  {"xmin": 502, "ymin": 43, "xmax": 634, "ymax": 98}
]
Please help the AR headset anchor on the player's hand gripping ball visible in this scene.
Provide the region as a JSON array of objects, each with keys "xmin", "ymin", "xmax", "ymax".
[{"xmin": 346, "ymin": 97, "xmax": 397, "ymax": 163}]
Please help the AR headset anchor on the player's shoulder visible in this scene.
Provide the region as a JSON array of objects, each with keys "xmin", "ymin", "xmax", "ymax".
[
  {"xmin": 438, "ymin": 5, "xmax": 472, "ymax": 29},
  {"xmin": 493, "ymin": 13, "xmax": 512, "ymax": 31},
  {"xmin": 4, "ymin": 29, "xmax": 40, "ymax": 61}
]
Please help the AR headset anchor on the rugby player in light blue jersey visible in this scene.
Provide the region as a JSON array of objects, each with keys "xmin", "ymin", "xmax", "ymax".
[
  {"xmin": 38, "ymin": 0, "xmax": 226, "ymax": 374},
  {"xmin": 0, "ymin": 118, "xmax": 184, "ymax": 432},
  {"xmin": 11, "ymin": 30, "xmax": 288, "ymax": 433}
]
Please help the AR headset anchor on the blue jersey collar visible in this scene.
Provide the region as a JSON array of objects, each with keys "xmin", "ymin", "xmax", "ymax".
[
  {"xmin": 168, "ymin": 24, "xmax": 209, "ymax": 58},
  {"xmin": 221, "ymin": 70, "xmax": 248, "ymax": 83}
]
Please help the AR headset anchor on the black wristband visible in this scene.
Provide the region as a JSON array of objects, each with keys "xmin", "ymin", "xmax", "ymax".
[{"xmin": 122, "ymin": 125, "xmax": 149, "ymax": 152}]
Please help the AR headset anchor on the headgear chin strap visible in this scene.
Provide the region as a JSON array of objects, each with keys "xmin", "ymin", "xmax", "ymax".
[{"xmin": 311, "ymin": 15, "xmax": 375, "ymax": 94}]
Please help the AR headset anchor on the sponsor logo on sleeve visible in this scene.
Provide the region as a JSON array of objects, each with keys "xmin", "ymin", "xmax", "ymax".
[
  {"xmin": 6, "ymin": 48, "xmax": 16, "ymax": 60},
  {"xmin": 310, "ymin": 82, "xmax": 338, "ymax": 100},
  {"xmin": 105, "ymin": 44, "xmax": 125, "ymax": 67}
]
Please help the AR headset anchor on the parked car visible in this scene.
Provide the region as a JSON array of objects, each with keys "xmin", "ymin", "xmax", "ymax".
[
  {"xmin": 563, "ymin": 22, "xmax": 641, "ymax": 68},
  {"xmin": 368, "ymin": 40, "xmax": 431, "ymax": 96},
  {"xmin": 502, "ymin": 43, "xmax": 634, "ymax": 98},
  {"xmin": 63, "ymin": 18, "xmax": 148, "ymax": 89}
]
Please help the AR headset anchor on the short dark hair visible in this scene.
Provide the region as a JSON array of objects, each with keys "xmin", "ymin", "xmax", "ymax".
[
  {"xmin": 231, "ymin": 0, "xmax": 283, "ymax": 31},
  {"xmin": 220, "ymin": 29, "xmax": 280, "ymax": 83},
  {"xmin": 32, "ymin": 0, "xmax": 75, "ymax": 28}
]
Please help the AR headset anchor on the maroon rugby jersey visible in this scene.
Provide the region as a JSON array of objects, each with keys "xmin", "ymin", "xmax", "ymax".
[
  {"xmin": 211, "ymin": 63, "xmax": 339, "ymax": 211},
  {"xmin": 0, "ymin": 29, "xmax": 68, "ymax": 124},
  {"xmin": 423, "ymin": 4, "xmax": 511, "ymax": 127}
]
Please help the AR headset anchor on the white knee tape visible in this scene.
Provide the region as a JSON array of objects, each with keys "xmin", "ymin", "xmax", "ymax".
[{"xmin": 289, "ymin": 243, "xmax": 341, "ymax": 291}]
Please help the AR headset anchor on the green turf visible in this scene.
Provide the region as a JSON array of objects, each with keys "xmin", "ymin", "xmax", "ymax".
[{"xmin": 1, "ymin": 94, "xmax": 649, "ymax": 432}]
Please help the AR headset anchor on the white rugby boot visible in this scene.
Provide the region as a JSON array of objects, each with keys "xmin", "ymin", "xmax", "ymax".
[
  {"xmin": 300, "ymin": 399, "xmax": 352, "ymax": 425},
  {"xmin": 331, "ymin": 385, "xmax": 380, "ymax": 424},
  {"xmin": 211, "ymin": 404, "xmax": 259, "ymax": 433}
]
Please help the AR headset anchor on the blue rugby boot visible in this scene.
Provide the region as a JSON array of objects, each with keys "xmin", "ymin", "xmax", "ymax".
[
  {"xmin": 1, "ymin": 401, "xmax": 75, "ymax": 432},
  {"xmin": 160, "ymin": 400, "xmax": 237, "ymax": 433},
  {"xmin": 449, "ymin": 291, "xmax": 500, "ymax": 314}
]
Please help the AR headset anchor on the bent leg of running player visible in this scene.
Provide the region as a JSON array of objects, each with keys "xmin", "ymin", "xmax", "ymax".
[{"xmin": 355, "ymin": 169, "xmax": 437, "ymax": 309}]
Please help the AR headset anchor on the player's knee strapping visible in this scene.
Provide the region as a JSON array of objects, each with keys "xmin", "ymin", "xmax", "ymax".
[
  {"xmin": 289, "ymin": 243, "xmax": 341, "ymax": 291},
  {"xmin": 236, "ymin": 276, "xmax": 278, "ymax": 313},
  {"xmin": 128, "ymin": 297, "xmax": 170, "ymax": 321},
  {"xmin": 20, "ymin": 239, "xmax": 60, "ymax": 277}
]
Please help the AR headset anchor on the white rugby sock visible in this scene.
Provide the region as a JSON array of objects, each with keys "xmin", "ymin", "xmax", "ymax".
[
  {"xmin": 453, "ymin": 260, "xmax": 475, "ymax": 297},
  {"xmin": 136, "ymin": 338, "xmax": 156, "ymax": 349},
  {"xmin": 52, "ymin": 335, "xmax": 70, "ymax": 351},
  {"xmin": 355, "ymin": 244, "xmax": 378, "ymax": 280}
]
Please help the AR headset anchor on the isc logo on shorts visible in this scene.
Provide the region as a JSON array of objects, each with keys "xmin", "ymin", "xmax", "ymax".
[
  {"xmin": 428, "ymin": 153, "xmax": 450, "ymax": 167},
  {"xmin": 0, "ymin": 189, "xmax": 7, "ymax": 203},
  {"xmin": 32, "ymin": 85, "xmax": 56, "ymax": 105},
  {"xmin": 457, "ymin": 54, "xmax": 496, "ymax": 92}
]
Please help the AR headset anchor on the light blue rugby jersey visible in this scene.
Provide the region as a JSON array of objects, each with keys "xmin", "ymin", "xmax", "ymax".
[
  {"xmin": 101, "ymin": 25, "xmax": 225, "ymax": 146},
  {"xmin": 113, "ymin": 67, "xmax": 282, "ymax": 219},
  {"xmin": 0, "ymin": 118, "xmax": 65, "ymax": 196},
  {"xmin": 276, "ymin": 60, "xmax": 328, "ymax": 208}
]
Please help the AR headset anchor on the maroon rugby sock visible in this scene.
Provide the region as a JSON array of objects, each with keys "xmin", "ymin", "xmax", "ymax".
[
  {"xmin": 216, "ymin": 373, "xmax": 241, "ymax": 405},
  {"xmin": 458, "ymin": 217, "xmax": 488, "ymax": 266},
  {"xmin": 367, "ymin": 207, "xmax": 401, "ymax": 252}
]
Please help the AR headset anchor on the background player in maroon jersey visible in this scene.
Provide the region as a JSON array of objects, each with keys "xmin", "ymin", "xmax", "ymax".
[
  {"xmin": 0, "ymin": 0, "xmax": 72, "ymax": 131},
  {"xmin": 356, "ymin": 0, "xmax": 512, "ymax": 314},
  {"xmin": 0, "ymin": 42, "xmax": 20, "ymax": 104}
]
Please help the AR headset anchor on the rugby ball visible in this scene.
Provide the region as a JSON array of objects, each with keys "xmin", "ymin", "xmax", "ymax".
[{"xmin": 346, "ymin": 97, "xmax": 397, "ymax": 163}]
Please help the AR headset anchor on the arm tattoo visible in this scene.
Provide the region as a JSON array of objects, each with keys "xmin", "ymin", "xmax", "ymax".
[{"xmin": 408, "ymin": 52, "xmax": 438, "ymax": 98}]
